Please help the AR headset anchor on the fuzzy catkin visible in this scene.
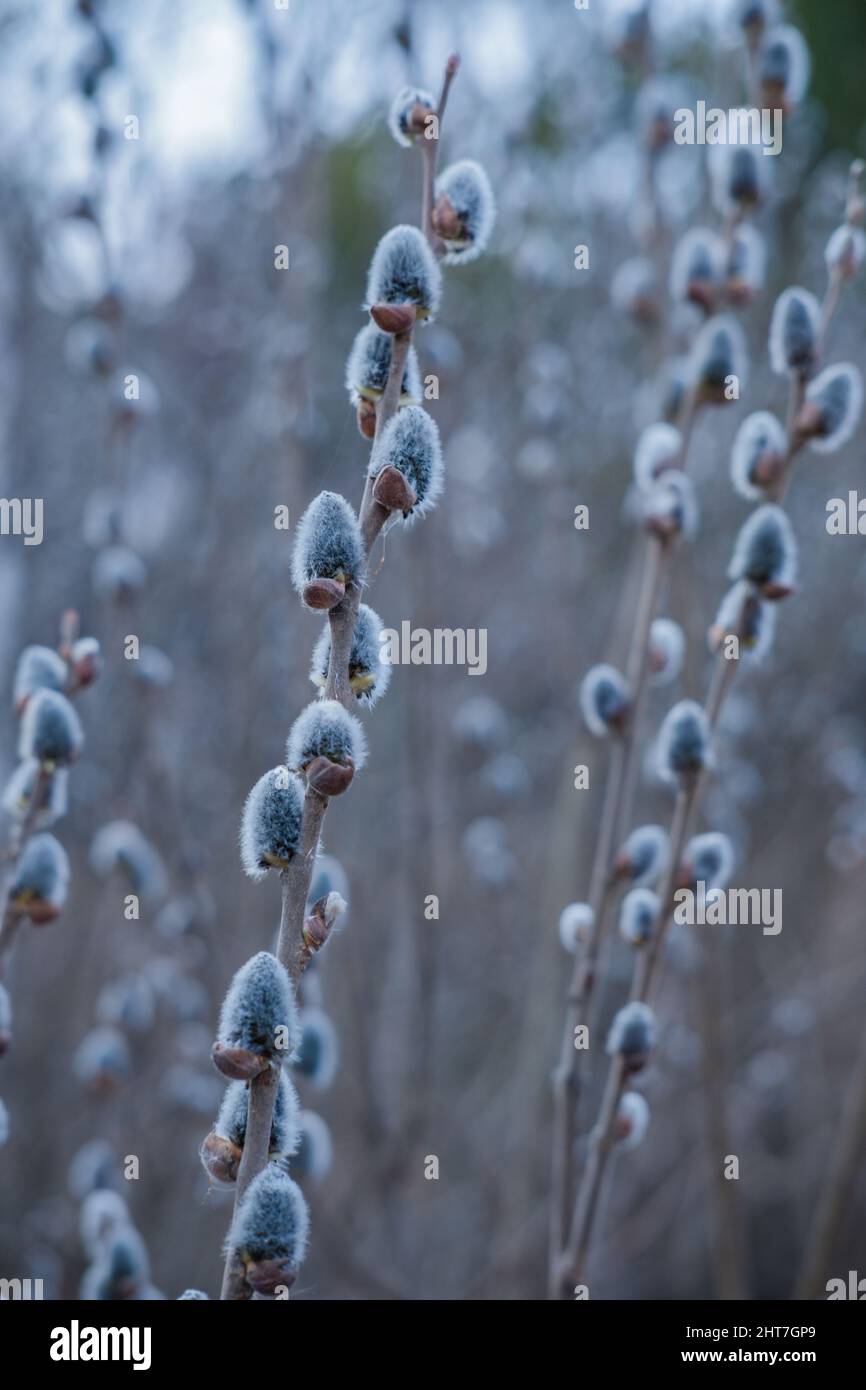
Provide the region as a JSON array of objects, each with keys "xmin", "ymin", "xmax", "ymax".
[
  {"xmin": 606, "ymin": 1001, "xmax": 656, "ymax": 1069},
  {"xmin": 345, "ymin": 323, "xmax": 421, "ymax": 405},
  {"xmin": 825, "ymin": 224, "xmax": 866, "ymax": 280},
  {"xmin": 13, "ymin": 645, "xmax": 67, "ymax": 710},
  {"xmin": 287, "ymin": 700, "xmax": 367, "ymax": 772},
  {"xmin": 370, "ymin": 405, "xmax": 444, "ymax": 519},
  {"xmin": 240, "ymin": 767, "xmax": 305, "ymax": 880},
  {"xmin": 684, "ymin": 832, "xmax": 736, "ymax": 891},
  {"xmin": 633, "ymin": 423, "xmax": 682, "ymax": 491},
  {"xmin": 619, "ymin": 888, "xmax": 660, "ymax": 947},
  {"xmin": 10, "ymin": 832, "xmax": 70, "ymax": 918},
  {"xmin": 558, "ymin": 902, "xmax": 594, "ymax": 953},
  {"xmin": 803, "ymin": 364, "xmax": 863, "ymax": 454},
  {"xmin": 228, "ymin": 1164, "xmax": 309, "ymax": 1269},
  {"xmin": 618, "ymin": 824, "xmax": 668, "ymax": 886},
  {"xmin": 615, "ymin": 1091, "xmax": 650, "ymax": 1151},
  {"xmin": 712, "ymin": 581, "xmax": 777, "ymax": 662},
  {"xmin": 669, "ymin": 227, "xmax": 723, "ymax": 305},
  {"xmin": 433, "ymin": 159, "xmax": 497, "ymax": 264},
  {"xmin": 215, "ymin": 1071, "xmax": 300, "ymax": 1156},
  {"xmin": 387, "ymin": 86, "xmax": 434, "ymax": 147},
  {"xmin": 768, "ymin": 287, "xmax": 820, "ymax": 376},
  {"xmin": 310, "ymin": 604, "xmax": 392, "ymax": 707},
  {"xmin": 730, "ymin": 411, "xmax": 787, "ymax": 500},
  {"xmin": 648, "ymin": 619, "xmax": 685, "ymax": 686},
  {"xmin": 690, "ymin": 315, "xmax": 747, "ymax": 400},
  {"xmin": 365, "ymin": 224, "xmax": 442, "ymax": 322},
  {"xmin": 728, "ymin": 504, "xmax": 797, "ymax": 593},
  {"xmin": 2, "ymin": 758, "xmax": 68, "ymax": 828},
  {"xmin": 18, "ymin": 688, "xmax": 83, "ymax": 766},
  {"xmin": 643, "ymin": 470, "xmax": 698, "ymax": 540},
  {"xmin": 657, "ymin": 700, "xmax": 712, "ymax": 782},
  {"xmin": 217, "ymin": 951, "xmax": 298, "ymax": 1059},
  {"xmin": 579, "ymin": 664, "xmax": 629, "ymax": 738},
  {"xmin": 291, "ymin": 491, "xmax": 365, "ymax": 600}
]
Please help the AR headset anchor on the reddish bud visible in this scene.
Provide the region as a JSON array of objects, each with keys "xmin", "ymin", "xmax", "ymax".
[
  {"xmin": 371, "ymin": 465, "xmax": 417, "ymax": 515},
  {"xmin": 302, "ymin": 577, "xmax": 346, "ymax": 611},
  {"xmin": 305, "ymin": 756, "xmax": 355, "ymax": 798},
  {"xmin": 211, "ymin": 1043, "xmax": 270, "ymax": 1082},
  {"xmin": 369, "ymin": 302, "xmax": 416, "ymax": 335}
]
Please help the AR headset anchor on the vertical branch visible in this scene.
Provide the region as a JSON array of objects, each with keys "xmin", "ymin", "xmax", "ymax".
[{"xmin": 218, "ymin": 54, "xmax": 461, "ymax": 1301}]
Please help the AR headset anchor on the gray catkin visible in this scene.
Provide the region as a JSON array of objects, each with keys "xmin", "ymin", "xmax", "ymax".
[
  {"xmin": 730, "ymin": 411, "xmax": 787, "ymax": 500},
  {"xmin": 633, "ymin": 423, "xmax": 682, "ymax": 491},
  {"xmin": 369, "ymin": 406, "xmax": 443, "ymax": 519},
  {"xmin": 387, "ymin": 85, "xmax": 434, "ymax": 147},
  {"xmin": 579, "ymin": 663, "xmax": 630, "ymax": 738},
  {"xmin": 606, "ymin": 1001, "xmax": 657, "ymax": 1065},
  {"xmin": 217, "ymin": 951, "xmax": 298, "ymax": 1059},
  {"xmin": 216, "ymin": 1071, "xmax": 300, "ymax": 1155},
  {"xmin": 684, "ymin": 832, "xmax": 736, "ymax": 890},
  {"xmin": 18, "ymin": 688, "xmax": 83, "ymax": 766},
  {"xmin": 228, "ymin": 1164, "xmax": 309, "ymax": 1267},
  {"xmin": 344, "ymin": 323, "xmax": 421, "ymax": 405},
  {"xmin": 10, "ymin": 832, "xmax": 70, "ymax": 915},
  {"xmin": 291, "ymin": 491, "xmax": 365, "ymax": 600},
  {"xmin": 364, "ymin": 224, "xmax": 442, "ymax": 322},
  {"xmin": 309, "ymin": 604, "xmax": 392, "ymax": 707},
  {"xmin": 13, "ymin": 645, "xmax": 68, "ymax": 709},
  {"xmin": 691, "ymin": 314, "xmax": 747, "ymax": 395},
  {"xmin": 286, "ymin": 699, "xmax": 367, "ymax": 772},
  {"xmin": 728, "ymin": 504, "xmax": 797, "ymax": 591},
  {"xmin": 433, "ymin": 159, "xmax": 496, "ymax": 264},
  {"xmin": 713, "ymin": 581, "xmax": 777, "ymax": 661},
  {"xmin": 239, "ymin": 767, "xmax": 305, "ymax": 880},
  {"xmin": 643, "ymin": 469, "xmax": 698, "ymax": 540},
  {"xmin": 81, "ymin": 1225, "xmax": 150, "ymax": 1300},
  {"xmin": 620, "ymin": 824, "xmax": 668, "ymax": 886},
  {"xmin": 619, "ymin": 888, "xmax": 660, "ymax": 947},
  {"xmin": 804, "ymin": 364, "xmax": 863, "ymax": 453},
  {"xmin": 669, "ymin": 227, "xmax": 723, "ymax": 303},
  {"xmin": 2, "ymin": 758, "xmax": 68, "ymax": 828},
  {"xmin": 657, "ymin": 700, "xmax": 712, "ymax": 781},
  {"xmin": 80, "ymin": 1189, "xmax": 130, "ymax": 1258},
  {"xmin": 769, "ymin": 287, "xmax": 819, "ymax": 376}
]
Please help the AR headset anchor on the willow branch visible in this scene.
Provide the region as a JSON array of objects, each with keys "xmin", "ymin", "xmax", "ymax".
[{"xmin": 219, "ymin": 56, "xmax": 459, "ymax": 1300}]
